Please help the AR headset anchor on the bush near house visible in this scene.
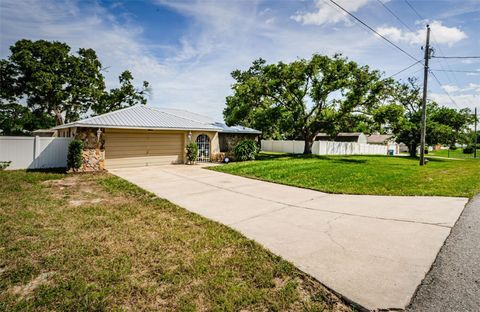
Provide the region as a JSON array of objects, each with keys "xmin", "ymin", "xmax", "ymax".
[
  {"xmin": 186, "ymin": 142, "xmax": 199, "ymax": 164},
  {"xmin": 0, "ymin": 161, "xmax": 11, "ymax": 170},
  {"xmin": 67, "ymin": 139, "xmax": 84, "ymax": 171},
  {"xmin": 463, "ymin": 145, "xmax": 476, "ymax": 154},
  {"xmin": 234, "ymin": 139, "xmax": 258, "ymax": 161}
]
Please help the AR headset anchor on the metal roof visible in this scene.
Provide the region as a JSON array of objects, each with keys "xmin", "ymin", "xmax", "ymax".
[
  {"xmin": 212, "ymin": 122, "xmax": 261, "ymax": 134},
  {"xmin": 54, "ymin": 105, "xmax": 221, "ymax": 131},
  {"xmin": 159, "ymin": 108, "xmax": 260, "ymax": 134},
  {"xmin": 54, "ymin": 105, "xmax": 261, "ymax": 134}
]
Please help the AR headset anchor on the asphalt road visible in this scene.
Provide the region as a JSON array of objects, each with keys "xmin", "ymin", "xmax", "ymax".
[{"xmin": 407, "ymin": 194, "xmax": 480, "ymax": 312}]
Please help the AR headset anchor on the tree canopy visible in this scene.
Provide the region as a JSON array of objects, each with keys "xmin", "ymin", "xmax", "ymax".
[
  {"xmin": 373, "ymin": 78, "xmax": 474, "ymax": 156},
  {"xmin": 0, "ymin": 39, "xmax": 149, "ymax": 135},
  {"xmin": 224, "ymin": 54, "xmax": 391, "ymax": 153}
]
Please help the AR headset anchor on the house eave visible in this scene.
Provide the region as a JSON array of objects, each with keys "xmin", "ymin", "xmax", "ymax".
[{"xmin": 53, "ymin": 123, "xmax": 221, "ymax": 132}]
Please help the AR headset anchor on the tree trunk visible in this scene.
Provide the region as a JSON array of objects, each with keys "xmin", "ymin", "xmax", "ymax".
[
  {"xmin": 409, "ymin": 141, "xmax": 417, "ymax": 157},
  {"xmin": 53, "ymin": 108, "xmax": 64, "ymax": 126},
  {"xmin": 303, "ymin": 137, "xmax": 314, "ymax": 155}
]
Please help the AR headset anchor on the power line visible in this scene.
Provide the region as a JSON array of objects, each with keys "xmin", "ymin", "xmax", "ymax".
[
  {"xmin": 432, "ymin": 56, "xmax": 480, "ymax": 59},
  {"xmin": 431, "ymin": 69, "xmax": 480, "ymax": 74},
  {"xmin": 328, "ymin": 0, "xmax": 420, "ymax": 62},
  {"xmin": 376, "ymin": 0, "xmax": 415, "ymax": 32},
  {"xmin": 401, "ymin": 1, "xmax": 474, "ymax": 109},
  {"xmin": 430, "ymin": 71, "xmax": 460, "ymax": 108},
  {"xmin": 387, "ymin": 60, "xmax": 423, "ymax": 78},
  {"xmin": 404, "ymin": 0, "xmax": 424, "ymax": 20}
]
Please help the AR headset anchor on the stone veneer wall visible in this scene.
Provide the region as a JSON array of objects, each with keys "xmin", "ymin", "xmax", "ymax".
[
  {"xmin": 75, "ymin": 127, "xmax": 105, "ymax": 172},
  {"xmin": 219, "ymin": 133, "xmax": 259, "ymax": 154}
]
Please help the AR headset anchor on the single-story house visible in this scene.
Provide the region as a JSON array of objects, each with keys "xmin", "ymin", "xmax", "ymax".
[
  {"xmin": 366, "ymin": 134, "xmax": 394, "ymax": 145},
  {"xmin": 315, "ymin": 132, "xmax": 367, "ymax": 144},
  {"xmin": 32, "ymin": 129, "xmax": 57, "ymax": 137},
  {"xmin": 53, "ymin": 105, "xmax": 260, "ymax": 170},
  {"xmin": 367, "ymin": 134, "xmax": 399, "ymax": 155}
]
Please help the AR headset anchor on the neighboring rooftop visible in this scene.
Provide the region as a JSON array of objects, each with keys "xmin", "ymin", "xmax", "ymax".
[
  {"xmin": 316, "ymin": 132, "xmax": 367, "ymax": 142},
  {"xmin": 53, "ymin": 105, "xmax": 261, "ymax": 134},
  {"xmin": 367, "ymin": 134, "xmax": 395, "ymax": 144}
]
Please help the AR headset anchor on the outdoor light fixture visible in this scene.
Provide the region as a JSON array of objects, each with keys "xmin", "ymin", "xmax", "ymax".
[
  {"xmin": 188, "ymin": 131, "xmax": 192, "ymax": 142},
  {"xmin": 96, "ymin": 128, "xmax": 102, "ymax": 141},
  {"xmin": 224, "ymin": 157, "xmax": 230, "ymax": 163}
]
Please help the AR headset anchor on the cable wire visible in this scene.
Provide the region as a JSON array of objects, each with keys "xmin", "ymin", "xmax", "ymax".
[
  {"xmin": 430, "ymin": 71, "xmax": 460, "ymax": 108},
  {"xmin": 328, "ymin": 0, "xmax": 420, "ymax": 62},
  {"xmin": 432, "ymin": 56, "xmax": 480, "ymax": 59},
  {"xmin": 387, "ymin": 60, "xmax": 423, "ymax": 78},
  {"xmin": 376, "ymin": 0, "xmax": 415, "ymax": 32},
  {"xmin": 431, "ymin": 69, "xmax": 480, "ymax": 74},
  {"xmin": 404, "ymin": 0, "xmax": 424, "ymax": 20}
]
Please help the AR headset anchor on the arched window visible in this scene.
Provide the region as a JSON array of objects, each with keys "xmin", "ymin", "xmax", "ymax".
[{"xmin": 196, "ymin": 134, "xmax": 210, "ymax": 162}]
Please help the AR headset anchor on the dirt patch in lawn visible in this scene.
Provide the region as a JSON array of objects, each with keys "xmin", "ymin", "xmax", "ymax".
[
  {"xmin": 43, "ymin": 174, "xmax": 128, "ymax": 207},
  {"xmin": 10, "ymin": 272, "xmax": 55, "ymax": 299},
  {"xmin": 1, "ymin": 171, "xmax": 353, "ymax": 311}
]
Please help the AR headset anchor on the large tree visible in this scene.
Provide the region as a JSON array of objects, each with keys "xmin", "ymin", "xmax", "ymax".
[
  {"xmin": 1, "ymin": 39, "xmax": 149, "ymax": 132},
  {"xmin": 224, "ymin": 54, "xmax": 390, "ymax": 154},
  {"xmin": 373, "ymin": 78, "xmax": 474, "ymax": 156},
  {"xmin": 91, "ymin": 70, "xmax": 150, "ymax": 115}
]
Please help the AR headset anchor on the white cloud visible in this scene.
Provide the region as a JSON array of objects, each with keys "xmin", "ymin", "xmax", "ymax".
[
  {"xmin": 0, "ymin": 0, "xmax": 168, "ymax": 93},
  {"xmin": 442, "ymin": 84, "xmax": 460, "ymax": 93},
  {"xmin": 291, "ymin": 0, "xmax": 370, "ymax": 26},
  {"xmin": 431, "ymin": 82, "xmax": 479, "ymax": 110},
  {"xmin": 376, "ymin": 20, "xmax": 467, "ymax": 47},
  {"xmin": 438, "ymin": 82, "xmax": 480, "ymax": 94},
  {"xmin": 2, "ymin": 0, "xmax": 476, "ymax": 120},
  {"xmin": 429, "ymin": 93, "xmax": 478, "ymax": 110}
]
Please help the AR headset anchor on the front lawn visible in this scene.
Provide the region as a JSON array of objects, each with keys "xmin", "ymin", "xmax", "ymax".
[
  {"xmin": 0, "ymin": 171, "xmax": 351, "ymax": 311},
  {"xmin": 210, "ymin": 153, "xmax": 480, "ymax": 197}
]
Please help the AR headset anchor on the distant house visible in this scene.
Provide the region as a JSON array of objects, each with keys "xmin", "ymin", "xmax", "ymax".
[
  {"xmin": 316, "ymin": 132, "xmax": 367, "ymax": 144},
  {"xmin": 367, "ymin": 134, "xmax": 399, "ymax": 155},
  {"xmin": 32, "ymin": 129, "xmax": 57, "ymax": 137},
  {"xmin": 366, "ymin": 134, "xmax": 395, "ymax": 145}
]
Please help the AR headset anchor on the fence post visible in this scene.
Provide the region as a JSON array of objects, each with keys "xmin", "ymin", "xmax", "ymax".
[{"xmin": 32, "ymin": 136, "xmax": 40, "ymax": 169}]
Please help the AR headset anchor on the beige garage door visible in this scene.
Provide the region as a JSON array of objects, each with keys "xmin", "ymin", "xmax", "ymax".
[{"xmin": 105, "ymin": 130, "xmax": 184, "ymax": 169}]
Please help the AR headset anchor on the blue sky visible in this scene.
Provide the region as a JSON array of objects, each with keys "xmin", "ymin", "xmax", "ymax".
[{"xmin": 1, "ymin": 0, "xmax": 479, "ymax": 120}]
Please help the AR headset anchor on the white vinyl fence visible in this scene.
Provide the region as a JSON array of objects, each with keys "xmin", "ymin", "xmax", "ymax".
[
  {"xmin": 261, "ymin": 140, "xmax": 388, "ymax": 156},
  {"xmin": 0, "ymin": 136, "xmax": 72, "ymax": 170}
]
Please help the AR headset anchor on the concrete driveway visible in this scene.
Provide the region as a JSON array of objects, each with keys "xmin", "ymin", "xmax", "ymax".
[{"xmin": 110, "ymin": 165, "xmax": 467, "ymax": 311}]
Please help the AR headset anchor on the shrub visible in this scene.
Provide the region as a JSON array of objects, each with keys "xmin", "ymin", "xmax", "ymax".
[
  {"xmin": 186, "ymin": 142, "xmax": 199, "ymax": 164},
  {"xmin": 463, "ymin": 145, "xmax": 474, "ymax": 154},
  {"xmin": 449, "ymin": 145, "xmax": 457, "ymax": 150},
  {"xmin": 67, "ymin": 139, "xmax": 84, "ymax": 171},
  {"xmin": 234, "ymin": 139, "xmax": 258, "ymax": 161},
  {"xmin": 0, "ymin": 161, "xmax": 11, "ymax": 170}
]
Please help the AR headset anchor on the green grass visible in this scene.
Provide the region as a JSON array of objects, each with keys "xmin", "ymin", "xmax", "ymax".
[
  {"xmin": 0, "ymin": 170, "xmax": 350, "ymax": 312},
  {"xmin": 428, "ymin": 149, "xmax": 478, "ymax": 159},
  {"xmin": 210, "ymin": 153, "xmax": 480, "ymax": 197}
]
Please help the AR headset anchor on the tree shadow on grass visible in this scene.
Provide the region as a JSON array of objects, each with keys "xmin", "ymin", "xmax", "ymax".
[
  {"xmin": 26, "ymin": 167, "xmax": 67, "ymax": 173},
  {"xmin": 332, "ymin": 158, "xmax": 367, "ymax": 164},
  {"xmin": 257, "ymin": 153, "xmax": 331, "ymax": 161}
]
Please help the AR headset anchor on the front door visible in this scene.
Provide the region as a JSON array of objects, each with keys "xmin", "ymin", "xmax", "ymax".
[{"xmin": 196, "ymin": 134, "xmax": 210, "ymax": 162}]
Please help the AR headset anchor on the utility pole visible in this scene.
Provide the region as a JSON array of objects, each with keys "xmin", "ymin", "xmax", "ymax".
[
  {"xmin": 419, "ymin": 25, "xmax": 431, "ymax": 166},
  {"xmin": 475, "ymin": 107, "xmax": 478, "ymax": 159}
]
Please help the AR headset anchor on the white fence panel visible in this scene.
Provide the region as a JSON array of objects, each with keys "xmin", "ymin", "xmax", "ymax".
[
  {"xmin": 0, "ymin": 136, "xmax": 72, "ymax": 170},
  {"xmin": 261, "ymin": 139, "xmax": 388, "ymax": 156}
]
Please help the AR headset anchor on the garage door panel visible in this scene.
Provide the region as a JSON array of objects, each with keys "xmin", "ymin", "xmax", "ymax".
[
  {"xmin": 105, "ymin": 131, "xmax": 184, "ymax": 169},
  {"xmin": 105, "ymin": 155, "xmax": 181, "ymax": 169}
]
